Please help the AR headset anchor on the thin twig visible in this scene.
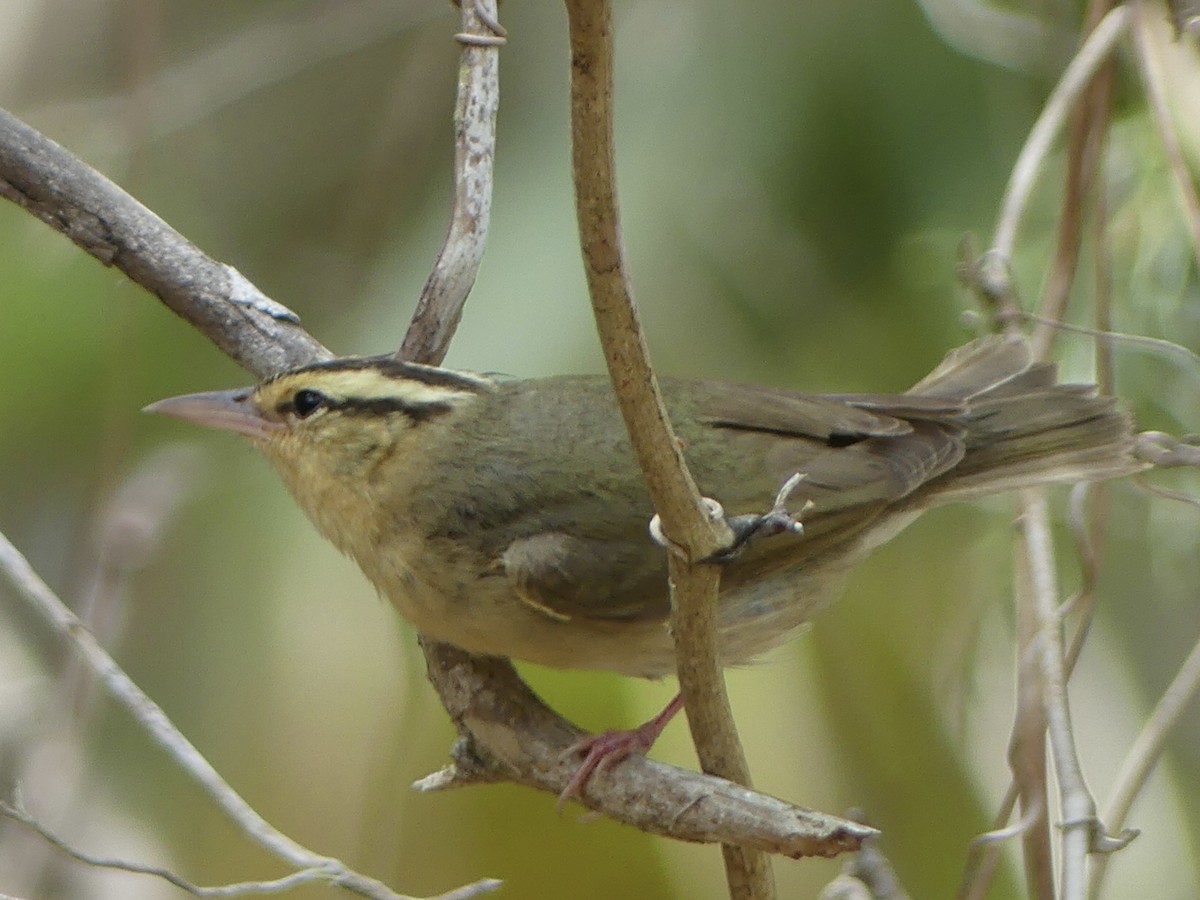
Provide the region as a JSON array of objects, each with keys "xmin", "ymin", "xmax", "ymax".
[
  {"xmin": 1, "ymin": 797, "xmax": 497, "ymax": 900},
  {"xmin": 1134, "ymin": 472, "xmax": 1200, "ymax": 508},
  {"xmin": 1130, "ymin": 0, "xmax": 1200, "ymax": 271},
  {"xmin": 1060, "ymin": 484, "xmax": 1101, "ymax": 669},
  {"xmin": 1030, "ymin": 0, "xmax": 1117, "ymax": 362},
  {"xmin": 1091, "ymin": 155, "xmax": 1116, "ymax": 395},
  {"xmin": 0, "ymin": 531, "xmax": 495, "ymax": 900},
  {"xmin": 1010, "ymin": 532, "xmax": 1055, "ymax": 900},
  {"xmin": 0, "ymin": 799, "xmax": 338, "ymax": 898},
  {"xmin": 959, "ymin": 792, "xmax": 1047, "ymax": 900},
  {"xmin": 1020, "ymin": 489, "xmax": 1136, "ymax": 899},
  {"xmin": 0, "ymin": 445, "xmax": 205, "ymax": 892},
  {"xmin": 960, "ymin": 485, "xmax": 1112, "ymax": 900},
  {"xmin": 981, "ymin": 14, "xmax": 1132, "ymax": 897},
  {"xmin": 1086, "ymin": 632, "xmax": 1200, "ymax": 896},
  {"xmin": 560, "ymin": 0, "xmax": 773, "ymax": 896},
  {"xmin": 836, "ymin": 820, "xmax": 912, "ymax": 900},
  {"xmin": 1086, "ymin": 455, "xmax": 1200, "ymax": 895},
  {"xmin": 987, "ymin": 4, "xmax": 1131, "ymax": 271},
  {"xmin": 956, "ymin": 780, "xmax": 1023, "ymax": 900},
  {"xmin": 1018, "ymin": 312, "xmax": 1200, "ymax": 382},
  {"xmin": 400, "ymin": 0, "xmax": 504, "ymax": 363}
]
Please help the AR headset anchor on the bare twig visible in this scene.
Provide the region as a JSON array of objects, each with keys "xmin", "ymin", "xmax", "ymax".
[
  {"xmin": 415, "ymin": 641, "xmax": 872, "ymax": 856},
  {"xmin": 0, "ymin": 445, "xmax": 204, "ymax": 892},
  {"xmin": 980, "ymin": 3, "xmax": 1131, "ymax": 307},
  {"xmin": 1130, "ymin": 0, "xmax": 1200, "ymax": 271},
  {"xmin": 1010, "ymin": 533, "xmax": 1055, "ymax": 900},
  {"xmin": 958, "ymin": 793, "xmax": 1047, "ymax": 900},
  {"xmin": 561, "ymin": 0, "xmax": 773, "ymax": 896},
  {"xmin": 1030, "ymin": 0, "xmax": 1117, "ymax": 362},
  {"xmin": 956, "ymin": 781, "xmax": 1025, "ymax": 900},
  {"xmin": 1091, "ymin": 152, "xmax": 1117, "ymax": 395},
  {"xmin": 1134, "ymin": 472, "xmax": 1200, "ymax": 507},
  {"xmin": 400, "ymin": 0, "xmax": 504, "ymax": 363},
  {"xmin": 1, "ymin": 797, "xmax": 427, "ymax": 900},
  {"xmin": 0, "ymin": 532, "xmax": 498, "ymax": 900},
  {"xmin": 1016, "ymin": 312, "xmax": 1200, "ymax": 382},
  {"xmin": 1087, "ymin": 633, "xmax": 1200, "ymax": 897},
  {"xmin": 959, "ymin": 481, "xmax": 1113, "ymax": 900},
  {"xmin": 1, "ymin": 798, "xmax": 496, "ymax": 900},
  {"xmin": 1136, "ymin": 431, "xmax": 1200, "ymax": 468},
  {"xmin": 1020, "ymin": 490, "xmax": 1135, "ymax": 899},
  {"xmin": 974, "ymin": 14, "xmax": 1134, "ymax": 897},
  {"xmin": 823, "ymin": 818, "xmax": 912, "ymax": 900},
  {"xmin": 1060, "ymin": 483, "xmax": 1102, "ymax": 668},
  {"xmin": 1089, "ymin": 457, "xmax": 1200, "ymax": 897}
]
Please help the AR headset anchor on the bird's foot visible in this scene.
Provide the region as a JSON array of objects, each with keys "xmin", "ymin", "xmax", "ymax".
[
  {"xmin": 708, "ymin": 472, "xmax": 812, "ymax": 562},
  {"xmin": 557, "ymin": 693, "xmax": 685, "ymax": 813},
  {"xmin": 647, "ymin": 473, "xmax": 811, "ymax": 563}
]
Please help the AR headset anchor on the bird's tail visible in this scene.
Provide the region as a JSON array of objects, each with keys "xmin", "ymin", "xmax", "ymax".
[{"xmin": 908, "ymin": 334, "xmax": 1144, "ymax": 502}]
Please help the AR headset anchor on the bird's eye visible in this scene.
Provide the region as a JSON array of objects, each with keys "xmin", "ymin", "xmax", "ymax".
[{"xmin": 292, "ymin": 389, "xmax": 326, "ymax": 418}]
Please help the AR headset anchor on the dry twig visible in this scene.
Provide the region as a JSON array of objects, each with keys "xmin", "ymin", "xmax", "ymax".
[
  {"xmin": 964, "ymin": 8, "xmax": 1140, "ymax": 898},
  {"xmin": 0, "ymin": 532, "xmax": 498, "ymax": 900},
  {"xmin": 400, "ymin": 0, "xmax": 504, "ymax": 363},
  {"xmin": 1130, "ymin": 0, "xmax": 1200, "ymax": 271}
]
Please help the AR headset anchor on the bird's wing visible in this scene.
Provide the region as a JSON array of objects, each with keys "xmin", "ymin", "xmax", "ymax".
[
  {"xmin": 688, "ymin": 381, "xmax": 969, "ymax": 512},
  {"xmin": 765, "ymin": 420, "xmax": 968, "ymax": 511},
  {"xmin": 693, "ymin": 379, "xmax": 915, "ymax": 439},
  {"xmin": 499, "ymin": 531, "xmax": 671, "ymax": 623}
]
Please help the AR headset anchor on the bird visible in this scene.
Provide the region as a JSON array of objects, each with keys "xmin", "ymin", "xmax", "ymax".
[{"xmin": 145, "ymin": 334, "xmax": 1140, "ymax": 797}]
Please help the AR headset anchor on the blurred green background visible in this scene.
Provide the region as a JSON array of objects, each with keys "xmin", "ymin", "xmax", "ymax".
[{"xmin": 1, "ymin": 1, "xmax": 1199, "ymax": 898}]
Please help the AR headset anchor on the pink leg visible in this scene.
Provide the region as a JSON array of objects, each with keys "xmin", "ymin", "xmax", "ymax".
[{"xmin": 557, "ymin": 692, "xmax": 685, "ymax": 812}]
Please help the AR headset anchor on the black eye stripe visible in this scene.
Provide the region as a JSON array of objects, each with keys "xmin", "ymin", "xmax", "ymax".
[
  {"xmin": 275, "ymin": 392, "xmax": 452, "ymax": 423},
  {"xmin": 332, "ymin": 397, "xmax": 453, "ymax": 422}
]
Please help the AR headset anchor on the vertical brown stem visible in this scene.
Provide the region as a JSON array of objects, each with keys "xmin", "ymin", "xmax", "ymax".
[
  {"xmin": 1011, "ymin": 541, "xmax": 1055, "ymax": 900},
  {"xmin": 561, "ymin": 1, "xmax": 773, "ymax": 896},
  {"xmin": 1031, "ymin": 0, "xmax": 1117, "ymax": 362}
]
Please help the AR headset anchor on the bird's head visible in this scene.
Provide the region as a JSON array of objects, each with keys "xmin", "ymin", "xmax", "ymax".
[{"xmin": 145, "ymin": 355, "xmax": 492, "ymax": 495}]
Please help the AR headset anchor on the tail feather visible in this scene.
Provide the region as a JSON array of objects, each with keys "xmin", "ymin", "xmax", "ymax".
[
  {"xmin": 908, "ymin": 334, "xmax": 1033, "ymax": 399},
  {"xmin": 904, "ymin": 335, "xmax": 1144, "ymax": 502}
]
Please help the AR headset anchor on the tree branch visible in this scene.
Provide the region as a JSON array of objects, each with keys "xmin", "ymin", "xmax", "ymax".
[
  {"xmin": 415, "ymin": 641, "xmax": 873, "ymax": 857},
  {"xmin": 400, "ymin": 0, "xmax": 504, "ymax": 363}
]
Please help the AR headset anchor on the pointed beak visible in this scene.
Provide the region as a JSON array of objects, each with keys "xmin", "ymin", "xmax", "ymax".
[{"xmin": 143, "ymin": 388, "xmax": 284, "ymax": 441}]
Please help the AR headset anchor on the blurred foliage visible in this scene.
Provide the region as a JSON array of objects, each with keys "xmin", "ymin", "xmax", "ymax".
[{"xmin": 1, "ymin": 1, "xmax": 1199, "ymax": 899}]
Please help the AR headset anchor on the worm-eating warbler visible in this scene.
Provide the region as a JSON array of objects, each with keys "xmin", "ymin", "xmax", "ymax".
[{"xmin": 146, "ymin": 335, "xmax": 1138, "ymax": 679}]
